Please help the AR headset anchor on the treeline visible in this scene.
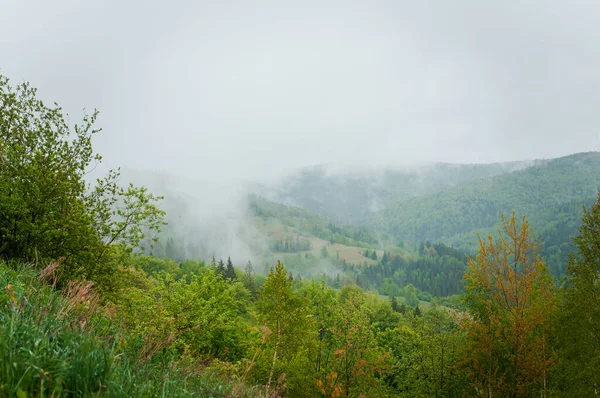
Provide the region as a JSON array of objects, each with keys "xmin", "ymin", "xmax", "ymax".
[
  {"xmin": 350, "ymin": 242, "xmax": 467, "ymax": 298},
  {"xmin": 271, "ymin": 236, "xmax": 312, "ymax": 253}
]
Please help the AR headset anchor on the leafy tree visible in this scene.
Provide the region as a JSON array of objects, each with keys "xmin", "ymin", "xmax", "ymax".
[
  {"xmin": 0, "ymin": 75, "xmax": 165, "ymax": 291},
  {"xmin": 556, "ymin": 190, "xmax": 600, "ymax": 395},
  {"xmin": 404, "ymin": 284, "xmax": 419, "ymax": 307},
  {"xmin": 380, "ymin": 308, "xmax": 465, "ymax": 396},
  {"xmin": 321, "ymin": 285, "xmax": 391, "ymax": 397},
  {"xmin": 254, "ymin": 260, "xmax": 315, "ymax": 397},
  {"xmin": 460, "ymin": 213, "xmax": 556, "ymax": 397}
]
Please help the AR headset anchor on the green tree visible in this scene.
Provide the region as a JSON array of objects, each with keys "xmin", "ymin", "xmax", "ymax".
[
  {"xmin": 254, "ymin": 260, "xmax": 315, "ymax": 397},
  {"xmin": 404, "ymin": 284, "xmax": 419, "ymax": 307},
  {"xmin": 242, "ymin": 260, "xmax": 258, "ymax": 296},
  {"xmin": 225, "ymin": 257, "xmax": 237, "ymax": 281},
  {"xmin": 391, "ymin": 296, "xmax": 400, "ymax": 312},
  {"xmin": 321, "ymin": 285, "xmax": 391, "ymax": 397},
  {"xmin": 0, "ymin": 75, "xmax": 165, "ymax": 291},
  {"xmin": 556, "ymin": 190, "xmax": 600, "ymax": 395},
  {"xmin": 216, "ymin": 259, "xmax": 225, "ymax": 277}
]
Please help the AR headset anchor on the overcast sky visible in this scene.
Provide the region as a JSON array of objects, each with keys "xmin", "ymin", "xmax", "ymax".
[{"xmin": 2, "ymin": 0, "xmax": 600, "ymax": 181}]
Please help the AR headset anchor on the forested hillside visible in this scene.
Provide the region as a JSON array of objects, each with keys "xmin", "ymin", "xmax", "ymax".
[
  {"xmin": 4, "ymin": 75, "xmax": 600, "ymax": 397},
  {"xmin": 269, "ymin": 160, "xmax": 539, "ymax": 223},
  {"xmin": 376, "ymin": 152, "xmax": 600, "ymax": 243}
]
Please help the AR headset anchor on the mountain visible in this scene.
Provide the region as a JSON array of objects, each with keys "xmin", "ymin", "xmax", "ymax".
[
  {"xmin": 266, "ymin": 159, "xmax": 545, "ymax": 223},
  {"xmin": 263, "ymin": 152, "xmax": 600, "ymax": 276},
  {"xmin": 375, "ymin": 152, "xmax": 600, "ymax": 241}
]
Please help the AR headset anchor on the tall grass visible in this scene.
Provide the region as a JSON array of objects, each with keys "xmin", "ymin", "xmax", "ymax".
[{"xmin": 0, "ymin": 261, "xmax": 240, "ymax": 397}]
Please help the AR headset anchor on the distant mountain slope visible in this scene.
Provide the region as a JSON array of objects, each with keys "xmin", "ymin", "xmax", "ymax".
[
  {"xmin": 375, "ymin": 152, "xmax": 600, "ymax": 246},
  {"xmin": 268, "ymin": 159, "xmax": 541, "ymax": 223}
]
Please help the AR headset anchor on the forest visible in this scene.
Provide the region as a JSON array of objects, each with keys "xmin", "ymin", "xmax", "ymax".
[{"xmin": 2, "ymin": 75, "xmax": 600, "ymax": 398}]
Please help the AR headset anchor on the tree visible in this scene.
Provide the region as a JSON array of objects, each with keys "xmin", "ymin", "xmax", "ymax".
[
  {"xmin": 0, "ymin": 75, "xmax": 165, "ymax": 291},
  {"xmin": 404, "ymin": 284, "xmax": 419, "ymax": 307},
  {"xmin": 371, "ymin": 250, "xmax": 377, "ymax": 261},
  {"xmin": 460, "ymin": 213, "xmax": 556, "ymax": 397},
  {"xmin": 216, "ymin": 259, "xmax": 225, "ymax": 277},
  {"xmin": 390, "ymin": 296, "xmax": 400, "ymax": 313},
  {"xmin": 242, "ymin": 260, "xmax": 258, "ymax": 296},
  {"xmin": 413, "ymin": 305, "xmax": 421, "ymax": 317},
  {"xmin": 322, "ymin": 285, "xmax": 391, "ymax": 397},
  {"xmin": 557, "ymin": 190, "xmax": 600, "ymax": 395},
  {"xmin": 254, "ymin": 261, "xmax": 314, "ymax": 397},
  {"xmin": 225, "ymin": 257, "xmax": 237, "ymax": 281},
  {"xmin": 321, "ymin": 245, "xmax": 329, "ymax": 259}
]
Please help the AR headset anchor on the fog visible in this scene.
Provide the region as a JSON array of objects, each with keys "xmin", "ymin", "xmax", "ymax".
[
  {"xmin": 2, "ymin": 0, "xmax": 600, "ymax": 266},
  {"xmin": 2, "ymin": 0, "xmax": 600, "ymax": 182}
]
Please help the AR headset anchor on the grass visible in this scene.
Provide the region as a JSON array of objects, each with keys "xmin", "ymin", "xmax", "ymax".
[{"xmin": 0, "ymin": 260, "xmax": 251, "ymax": 397}]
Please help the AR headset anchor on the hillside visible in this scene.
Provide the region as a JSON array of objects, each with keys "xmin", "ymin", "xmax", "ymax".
[
  {"xmin": 375, "ymin": 152, "xmax": 600, "ymax": 241},
  {"xmin": 266, "ymin": 159, "xmax": 541, "ymax": 223}
]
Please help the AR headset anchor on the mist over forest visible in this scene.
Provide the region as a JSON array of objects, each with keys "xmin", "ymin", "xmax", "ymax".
[{"xmin": 3, "ymin": 1, "xmax": 600, "ymax": 397}]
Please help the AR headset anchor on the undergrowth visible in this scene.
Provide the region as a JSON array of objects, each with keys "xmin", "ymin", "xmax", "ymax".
[{"xmin": 0, "ymin": 260, "xmax": 251, "ymax": 397}]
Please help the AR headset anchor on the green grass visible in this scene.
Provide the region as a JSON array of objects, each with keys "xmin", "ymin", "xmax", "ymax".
[{"xmin": 0, "ymin": 261, "xmax": 248, "ymax": 397}]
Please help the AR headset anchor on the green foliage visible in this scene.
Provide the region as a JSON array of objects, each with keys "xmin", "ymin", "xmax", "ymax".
[
  {"xmin": 0, "ymin": 261, "xmax": 247, "ymax": 397},
  {"xmin": 0, "ymin": 75, "xmax": 165, "ymax": 291},
  {"xmin": 253, "ymin": 261, "xmax": 316, "ymax": 397},
  {"xmin": 118, "ymin": 267, "xmax": 250, "ymax": 362},
  {"xmin": 379, "ymin": 308, "xmax": 465, "ymax": 397},
  {"xmin": 248, "ymin": 195, "xmax": 380, "ymax": 247},
  {"xmin": 555, "ymin": 190, "xmax": 600, "ymax": 395},
  {"xmin": 377, "ymin": 152, "xmax": 600, "ymax": 248}
]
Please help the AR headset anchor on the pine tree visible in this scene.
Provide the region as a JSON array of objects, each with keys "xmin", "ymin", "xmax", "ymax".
[
  {"xmin": 413, "ymin": 305, "xmax": 422, "ymax": 317},
  {"xmin": 242, "ymin": 260, "xmax": 258, "ymax": 296},
  {"xmin": 224, "ymin": 257, "xmax": 236, "ymax": 281},
  {"xmin": 371, "ymin": 250, "xmax": 377, "ymax": 261},
  {"xmin": 216, "ymin": 259, "xmax": 225, "ymax": 277},
  {"xmin": 391, "ymin": 295, "xmax": 399, "ymax": 312}
]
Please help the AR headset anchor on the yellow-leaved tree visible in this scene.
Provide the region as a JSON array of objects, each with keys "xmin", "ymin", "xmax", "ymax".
[{"xmin": 460, "ymin": 213, "xmax": 556, "ymax": 397}]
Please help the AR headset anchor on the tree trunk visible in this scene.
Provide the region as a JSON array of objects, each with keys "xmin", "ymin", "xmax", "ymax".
[{"xmin": 266, "ymin": 320, "xmax": 281, "ymax": 398}]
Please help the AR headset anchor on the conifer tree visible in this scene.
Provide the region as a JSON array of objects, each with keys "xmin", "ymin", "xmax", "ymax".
[
  {"xmin": 225, "ymin": 257, "xmax": 236, "ymax": 280},
  {"xmin": 242, "ymin": 260, "xmax": 258, "ymax": 296},
  {"xmin": 216, "ymin": 259, "xmax": 225, "ymax": 277},
  {"xmin": 391, "ymin": 296, "xmax": 399, "ymax": 312}
]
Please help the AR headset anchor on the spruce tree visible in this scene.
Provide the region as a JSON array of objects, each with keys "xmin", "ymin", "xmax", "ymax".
[
  {"xmin": 242, "ymin": 260, "xmax": 258, "ymax": 296},
  {"xmin": 225, "ymin": 257, "xmax": 236, "ymax": 280},
  {"xmin": 391, "ymin": 296, "xmax": 399, "ymax": 312},
  {"xmin": 216, "ymin": 259, "xmax": 225, "ymax": 277},
  {"xmin": 414, "ymin": 305, "xmax": 422, "ymax": 317}
]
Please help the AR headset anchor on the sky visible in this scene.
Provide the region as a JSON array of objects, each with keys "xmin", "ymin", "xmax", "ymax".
[{"xmin": 2, "ymin": 0, "xmax": 600, "ymax": 182}]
